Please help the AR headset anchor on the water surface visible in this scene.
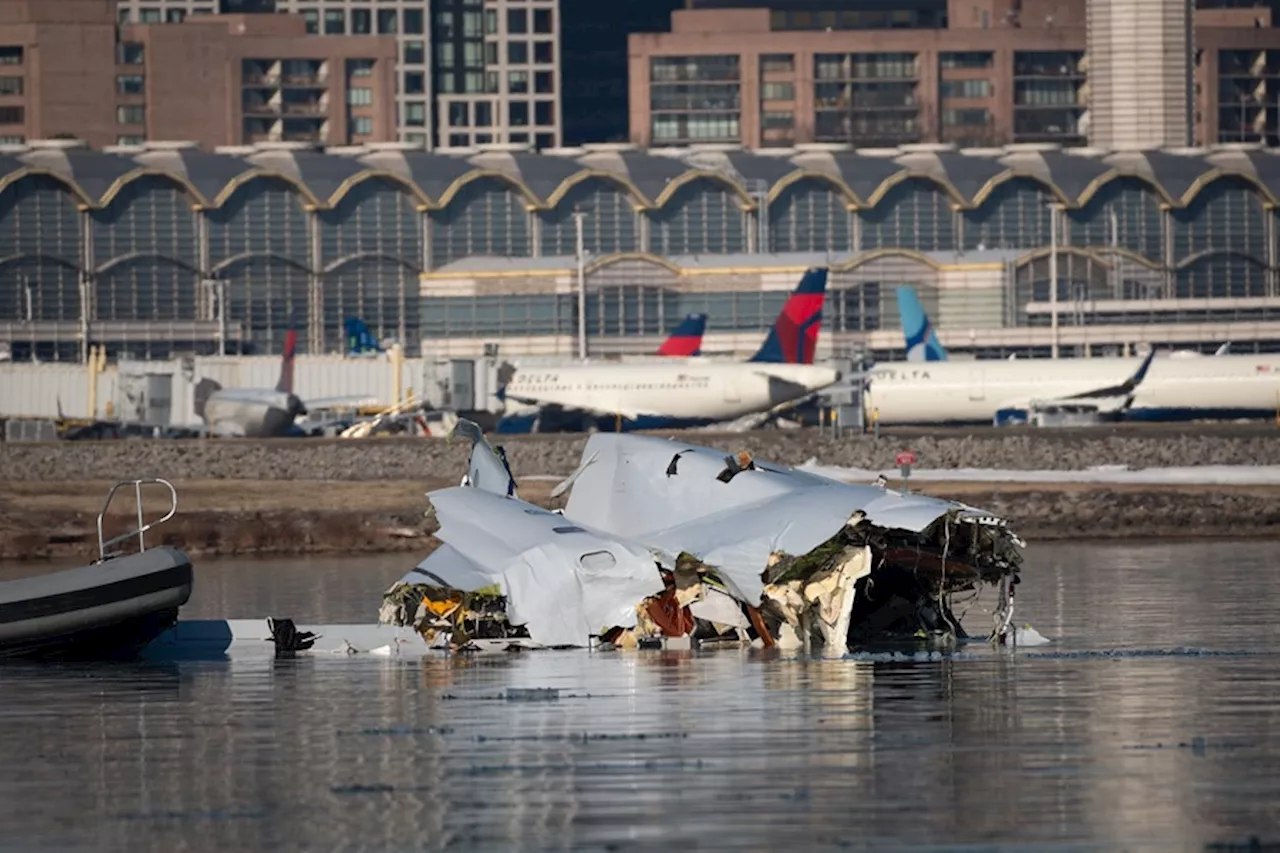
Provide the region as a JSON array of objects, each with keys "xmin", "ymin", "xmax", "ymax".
[{"xmin": 1, "ymin": 542, "xmax": 1278, "ymax": 852}]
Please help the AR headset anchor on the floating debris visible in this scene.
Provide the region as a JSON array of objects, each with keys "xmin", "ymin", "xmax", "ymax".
[{"xmin": 379, "ymin": 421, "xmax": 1029, "ymax": 654}]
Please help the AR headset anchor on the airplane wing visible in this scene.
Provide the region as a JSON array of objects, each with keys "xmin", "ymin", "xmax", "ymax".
[
  {"xmin": 303, "ymin": 395, "xmax": 382, "ymax": 411},
  {"xmin": 995, "ymin": 347, "xmax": 1157, "ymax": 414},
  {"xmin": 500, "ymin": 391, "xmax": 649, "ymax": 422}
]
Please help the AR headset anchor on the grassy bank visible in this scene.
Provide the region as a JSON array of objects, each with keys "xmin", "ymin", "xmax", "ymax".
[{"xmin": 2, "ymin": 478, "xmax": 1277, "ymax": 563}]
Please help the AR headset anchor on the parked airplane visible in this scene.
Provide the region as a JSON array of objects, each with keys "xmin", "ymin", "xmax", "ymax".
[
  {"xmin": 345, "ymin": 317, "xmax": 383, "ymax": 357},
  {"xmin": 865, "ymin": 294, "xmax": 1280, "ymax": 425},
  {"xmin": 194, "ymin": 327, "xmax": 374, "ymax": 437},
  {"xmin": 494, "ymin": 311, "xmax": 709, "ymax": 430},
  {"xmin": 865, "ymin": 347, "xmax": 1280, "ymax": 426},
  {"xmin": 897, "ymin": 286, "xmax": 948, "ymax": 362},
  {"xmin": 655, "ymin": 312, "xmax": 708, "ymax": 357},
  {"xmin": 494, "ymin": 267, "xmax": 837, "ymax": 433}
]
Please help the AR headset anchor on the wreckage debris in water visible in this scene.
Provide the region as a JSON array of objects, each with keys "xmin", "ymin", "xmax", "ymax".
[{"xmin": 379, "ymin": 425, "xmax": 1026, "ymax": 653}]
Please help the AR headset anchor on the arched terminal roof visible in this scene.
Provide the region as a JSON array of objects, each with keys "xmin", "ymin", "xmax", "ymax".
[{"xmin": 4, "ymin": 139, "xmax": 1279, "ymax": 211}]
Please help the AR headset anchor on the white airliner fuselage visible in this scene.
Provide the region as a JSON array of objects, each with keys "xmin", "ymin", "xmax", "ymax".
[
  {"xmin": 200, "ymin": 387, "xmax": 306, "ymax": 437},
  {"xmin": 497, "ymin": 360, "xmax": 840, "ymax": 432},
  {"xmin": 865, "ymin": 354, "xmax": 1280, "ymax": 425}
]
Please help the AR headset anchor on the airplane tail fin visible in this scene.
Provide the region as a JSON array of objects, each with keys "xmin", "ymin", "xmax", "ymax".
[
  {"xmin": 345, "ymin": 317, "xmax": 382, "ymax": 356},
  {"xmin": 194, "ymin": 377, "xmax": 223, "ymax": 419},
  {"xmin": 897, "ymin": 285, "xmax": 947, "ymax": 362},
  {"xmin": 276, "ymin": 314, "xmax": 298, "ymax": 394},
  {"xmin": 748, "ymin": 267, "xmax": 828, "ymax": 364},
  {"xmin": 656, "ymin": 312, "xmax": 707, "ymax": 357}
]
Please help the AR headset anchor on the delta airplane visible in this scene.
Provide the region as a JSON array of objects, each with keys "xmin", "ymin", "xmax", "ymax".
[
  {"xmin": 494, "ymin": 267, "xmax": 838, "ymax": 433},
  {"xmin": 865, "ymin": 299, "xmax": 1280, "ymax": 426},
  {"xmin": 653, "ymin": 312, "xmax": 708, "ymax": 357},
  {"xmin": 194, "ymin": 325, "xmax": 375, "ymax": 438},
  {"xmin": 492, "ymin": 312, "xmax": 709, "ymax": 430},
  {"xmin": 898, "ymin": 285, "xmax": 948, "ymax": 362}
]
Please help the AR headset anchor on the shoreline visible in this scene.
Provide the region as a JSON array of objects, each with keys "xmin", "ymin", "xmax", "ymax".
[{"xmin": 2, "ymin": 478, "xmax": 1277, "ymax": 563}]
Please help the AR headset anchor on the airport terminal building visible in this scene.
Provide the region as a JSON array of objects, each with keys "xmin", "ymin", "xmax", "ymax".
[{"xmin": 2, "ymin": 137, "xmax": 1280, "ymax": 364}]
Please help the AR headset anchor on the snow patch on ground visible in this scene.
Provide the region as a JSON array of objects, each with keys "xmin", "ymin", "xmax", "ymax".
[{"xmin": 795, "ymin": 462, "xmax": 1280, "ymax": 486}]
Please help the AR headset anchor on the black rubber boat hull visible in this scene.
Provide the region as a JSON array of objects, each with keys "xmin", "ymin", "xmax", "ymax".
[{"xmin": 0, "ymin": 546, "xmax": 194, "ymax": 660}]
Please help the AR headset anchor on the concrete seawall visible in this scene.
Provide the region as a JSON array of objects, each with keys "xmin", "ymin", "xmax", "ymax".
[{"xmin": 3, "ymin": 428, "xmax": 1279, "ymax": 482}]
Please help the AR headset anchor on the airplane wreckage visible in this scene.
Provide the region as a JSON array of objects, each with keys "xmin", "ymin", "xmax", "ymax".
[{"xmin": 378, "ymin": 421, "xmax": 1028, "ymax": 653}]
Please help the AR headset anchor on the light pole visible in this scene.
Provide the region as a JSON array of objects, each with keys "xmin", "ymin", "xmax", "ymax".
[
  {"xmin": 572, "ymin": 209, "xmax": 587, "ymax": 360},
  {"xmin": 1048, "ymin": 202, "xmax": 1060, "ymax": 359}
]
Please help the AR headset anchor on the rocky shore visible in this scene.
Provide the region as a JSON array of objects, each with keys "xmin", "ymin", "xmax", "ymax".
[
  {"xmin": 2, "ymin": 426, "xmax": 1279, "ymax": 482},
  {"xmin": 1, "ymin": 427, "xmax": 1277, "ymax": 562}
]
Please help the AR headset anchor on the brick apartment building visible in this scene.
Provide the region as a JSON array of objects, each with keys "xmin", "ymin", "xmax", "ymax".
[
  {"xmin": 0, "ymin": 0, "xmax": 396, "ymax": 149},
  {"xmin": 628, "ymin": 0, "xmax": 1280, "ymax": 148}
]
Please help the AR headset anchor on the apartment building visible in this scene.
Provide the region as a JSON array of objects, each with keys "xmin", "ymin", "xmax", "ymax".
[
  {"xmin": 118, "ymin": 0, "xmax": 565, "ymax": 149},
  {"xmin": 628, "ymin": 0, "xmax": 1280, "ymax": 148},
  {"xmin": 118, "ymin": 0, "xmax": 432, "ymax": 144},
  {"xmin": 0, "ymin": 0, "xmax": 120, "ymax": 145},
  {"xmin": 0, "ymin": 1, "xmax": 395, "ymax": 149},
  {"xmin": 120, "ymin": 14, "xmax": 396, "ymax": 147}
]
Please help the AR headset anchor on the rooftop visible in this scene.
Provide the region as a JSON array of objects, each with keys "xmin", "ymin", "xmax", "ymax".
[{"xmin": 1, "ymin": 139, "xmax": 1278, "ymax": 210}]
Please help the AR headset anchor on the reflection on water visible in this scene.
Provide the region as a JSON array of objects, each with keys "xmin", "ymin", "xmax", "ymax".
[{"xmin": 2, "ymin": 542, "xmax": 1279, "ymax": 851}]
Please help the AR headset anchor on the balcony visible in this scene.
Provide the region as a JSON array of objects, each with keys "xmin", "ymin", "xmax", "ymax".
[{"xmin": 281, "ymin": 75, "xmax": 326, "ymax": 88}]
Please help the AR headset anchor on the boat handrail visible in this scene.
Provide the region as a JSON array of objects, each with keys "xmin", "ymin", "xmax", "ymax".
[{"xmin": 97, "ymin": 478, "xmax": 179, "ymax": 560}]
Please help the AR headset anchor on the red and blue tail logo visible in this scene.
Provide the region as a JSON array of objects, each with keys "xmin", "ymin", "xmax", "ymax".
[
  {"xmin": 748, "ymin": 267, "xmax": 828, "ymax": 364},
  {"xmin": 656, "ymin": 312, "xmax": 707, "ymax": 357},
  {"xmin": 276, "ymin": 312, "xmax": 298, "ymax": 394}
]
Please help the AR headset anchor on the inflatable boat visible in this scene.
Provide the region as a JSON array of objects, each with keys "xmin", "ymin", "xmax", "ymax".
[{"xmin": 0, "ymin": 479, "xmax": 194, "ymax": 660}]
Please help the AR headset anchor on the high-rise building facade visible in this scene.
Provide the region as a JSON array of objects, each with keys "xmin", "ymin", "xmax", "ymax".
[
  {"xmin": 628, "ymin": 0, "xmax": 1280, "ymax": 148},
  {"xmin": 0, "ymin": 0, "xmax": 120, "ymax": 146},
  {"xmin": 118, "ymin": 0, "xmax": 434, "ymax": 145},
  {"xmin": 432, "ymin": 0, "xmax": 561, "ymax": 149},
  {"xmin": 0, "ymin": 1, "xmax": 396, "ymax": 149},
  {"xmin": 1086, "ymin": 0, "xmax": 1195, "ymax": 148},
  {"xmin": 117, "ymin": 0, "xmax": 565, "ymax": 149},
  {"xmin": 557, "ymin": 0, "xmax": 683, "ymax": 145}
]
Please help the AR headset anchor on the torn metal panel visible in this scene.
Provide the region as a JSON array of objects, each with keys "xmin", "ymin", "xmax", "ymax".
[
  {"xmin": 390, "ymin": 485, "xmax": 665, "ymax": 648},
  {"xmin": 635, "ymin": 484, "xmax": 864, "ymax": 603},
  {"xmin": 451, "ymin": 418, "xmax": 518, "ymax": 497},
  {"xmin": 560, "ymin": 434, "xmax": 982, "ymax": 540},
  {"xmin": 556, "ymin": 433, "xmax": 1024, "ymax": 647}
]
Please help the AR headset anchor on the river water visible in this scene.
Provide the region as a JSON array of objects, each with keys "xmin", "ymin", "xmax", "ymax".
[{"xmin": 1, "ymin": 540, "xmax": 1278, "ymax": 852}]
